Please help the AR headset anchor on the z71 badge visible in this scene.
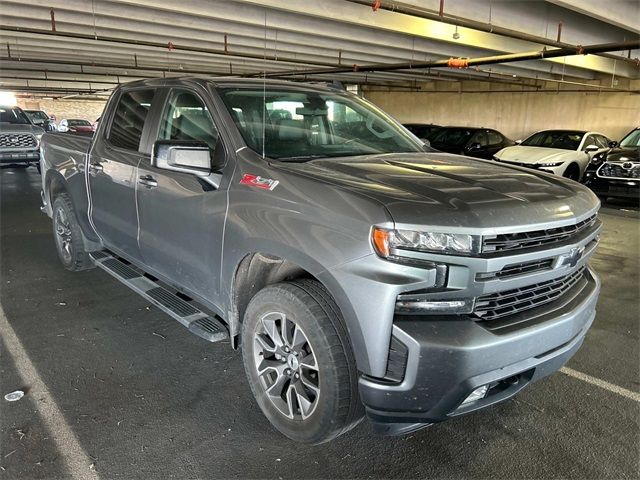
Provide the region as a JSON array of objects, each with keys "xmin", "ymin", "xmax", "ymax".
[{"xmin": 239, "ymin": 174, "xmax": 279, "ymax": 191}]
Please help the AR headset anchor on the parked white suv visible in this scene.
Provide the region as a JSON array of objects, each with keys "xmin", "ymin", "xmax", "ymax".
[{"xmin": 493, "ymin": 130, "xmax": 611, "ymax": 181}]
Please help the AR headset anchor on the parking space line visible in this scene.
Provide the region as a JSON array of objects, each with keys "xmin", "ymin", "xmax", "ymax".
[
  {"xmin": 0, "ymin": 306, "xmax": 100, "ymax": 479},
  {"xmin": 560, "ymin": 367, "xmax": 640, "ymax": 402}
]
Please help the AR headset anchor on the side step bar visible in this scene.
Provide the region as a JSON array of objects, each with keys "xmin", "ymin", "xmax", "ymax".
[{"xmin": 90, "ymin": 251, "xmax": 228, "ymax": 343}]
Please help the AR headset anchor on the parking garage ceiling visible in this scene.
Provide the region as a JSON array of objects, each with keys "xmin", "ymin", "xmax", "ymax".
[{"xmin": 1, "ymin": 0, "xmax": 639, "ymax": 99}]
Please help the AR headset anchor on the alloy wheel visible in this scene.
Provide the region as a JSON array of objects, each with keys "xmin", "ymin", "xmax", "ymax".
[
  {"xmin": 54, "ymin": 207, "xmax": 73, "ymax": 263},
  {"xmin": 253, "ymin": 312, "xmax": 320, "ymax": 420}
]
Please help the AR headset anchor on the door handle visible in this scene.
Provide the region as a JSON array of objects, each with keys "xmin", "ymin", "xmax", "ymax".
[
  {"xmin": 88, "ymin": 162, "xmax": 103, "ymax": 175},
  {"xmin": 138, "ymin": 175, "xmax": 158, "ymax": 188}
]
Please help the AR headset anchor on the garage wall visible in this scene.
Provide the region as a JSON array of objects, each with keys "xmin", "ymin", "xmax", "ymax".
[
  {"xmin": 16, "ymin": 99, "xmax": 107, "ymax": 123},
  {"xmin": 365, "ymin": 79, "xmax": 640, "ymax": 142}
]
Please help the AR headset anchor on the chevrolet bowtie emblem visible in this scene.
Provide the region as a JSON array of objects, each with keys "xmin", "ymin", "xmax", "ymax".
[{"xmin": 558, "ymin": 246, "xmax": 585, "ymax": 268}]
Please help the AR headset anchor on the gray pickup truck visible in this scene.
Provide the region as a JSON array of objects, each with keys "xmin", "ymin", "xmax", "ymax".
[{"xmin": 41, "ymin": 77, "xmax": 602, "ymax": 444}]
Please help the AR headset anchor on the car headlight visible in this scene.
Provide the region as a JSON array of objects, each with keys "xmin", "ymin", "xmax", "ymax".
[
  {"xmin": 35, "ymin": 133, "xmax": 43, "ymax": 142},
  {"xmin": 537, "ymin": 161, "xmax": 563, "ymax": 167},
  {"xmin": 372, "ymin": 227, "xmax": 480, "ymax": 258}
]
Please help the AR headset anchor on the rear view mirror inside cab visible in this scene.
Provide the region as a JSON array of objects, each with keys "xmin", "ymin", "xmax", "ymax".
[{"xmin": 152, "ymin": 140, "xmax": 212, "ymax": 176}]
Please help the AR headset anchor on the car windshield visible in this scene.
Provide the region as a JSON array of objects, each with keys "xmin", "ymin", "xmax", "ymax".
[
  {"xmin": 0, "ymin": 107, "xmax": 31, "ymax": 125},
  {"xmin": 68, "ymin": 119, "xmax": 91, "ymax": 126},
  {"xmin": 218, "ymin": 87, "xmax": 423, "ymax": 160},
  {"xmin": 521, "ymin": 130, "xmax": 584, "ymax": 150},
  {"xmin": 430, "ymin": 128, "xmax": 474, "ymax": 147},
  {"xmin": 26, "ymin": 111, "xmax": 48, "ymax": 120},
  {"xmin": 619, "ymin": 128, "xmax": 640, "ymax": 148}
]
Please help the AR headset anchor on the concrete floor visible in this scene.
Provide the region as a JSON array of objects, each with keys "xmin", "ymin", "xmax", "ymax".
[{"xmin": 1, "ymin": 165, "xmax": 638, "ymax": 479}]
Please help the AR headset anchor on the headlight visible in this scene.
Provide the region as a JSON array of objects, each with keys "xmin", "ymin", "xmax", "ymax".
[
  {"xmin": 537, "ymin": 161, "xmax": 563, "ymax": 167},
  {"xmin": 372, "ymin": 227, "xmax": 480, "ymax": 257},
  {"xmin": 35, "ymin": 133, "xmax": 43, "ymax": 142}
]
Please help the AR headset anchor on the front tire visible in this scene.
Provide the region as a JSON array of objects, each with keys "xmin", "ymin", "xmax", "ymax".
[
  {"xmin": 563, "ymin": 163, "xmax": 581, "ymax": 182},
  {"xmin": 52, "ymin": 193, "xmax": 93, "ymax": 271},
  {"xmin": 241, "ymin": 280, "xmax": 363, "ymax": 444}
]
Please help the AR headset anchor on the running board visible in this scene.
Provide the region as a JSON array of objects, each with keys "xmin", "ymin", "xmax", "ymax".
[{"xmin": 90, "ymin": 251, "xmax": 228, "ymax": 343}]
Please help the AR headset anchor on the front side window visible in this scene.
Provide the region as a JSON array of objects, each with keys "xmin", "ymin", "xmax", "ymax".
[
  {"xmin": 521, "ymin": 130, "xmax": 584, "ymax": 150},
  {"xmin": 108, "ymin": 89, "xmax": 155, "ymax": 152},
  {"xmin": 159, "ymin": 90, "xmax": 218, "ymax": 149},
  {"xmin": 582, "ymin": 135, "xmax": 597, "ymax": 150},
  {"xmin": 470, "ymin": 131, "xmax": 488, "ymax": 147},
  {"xmin": 219, "ymin": 88, "xmax": 422, "ymax": 161}
]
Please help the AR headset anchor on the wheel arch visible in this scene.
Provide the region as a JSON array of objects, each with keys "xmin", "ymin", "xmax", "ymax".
[{"xmin": 227, "ymin": 248, "xmax": 369, "ymax": 374}]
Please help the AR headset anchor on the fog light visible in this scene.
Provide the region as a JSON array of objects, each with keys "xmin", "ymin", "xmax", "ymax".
[{"xmin": 461, "ymin": 385, "xmax": 489, "ymax": 405}]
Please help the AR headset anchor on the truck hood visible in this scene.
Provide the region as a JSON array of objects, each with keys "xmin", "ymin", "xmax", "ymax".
[
  {"xmin": 495, "ymin": 145, "xmax": 576, "ymax": 165},
  {"xmin": 0, "ymin": 123, "xmax": 44, "ymax": 135},
  {"xmin": 275, "ymin": 152, "xmax": 599, "ymax": 231}
]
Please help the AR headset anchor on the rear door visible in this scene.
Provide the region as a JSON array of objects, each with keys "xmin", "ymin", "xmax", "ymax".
[
  {"xmin": 89, "ymin": 88, "xmax": 156, "ymax": 260},
  {"xmin": 136, "ymin": 87, "xmax": 228, "ymax": 304}
]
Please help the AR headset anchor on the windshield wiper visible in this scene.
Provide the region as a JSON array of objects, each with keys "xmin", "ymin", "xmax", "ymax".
[{"xmin": 276, "ymin": 154, "xmax": 328, "ymax": 162}]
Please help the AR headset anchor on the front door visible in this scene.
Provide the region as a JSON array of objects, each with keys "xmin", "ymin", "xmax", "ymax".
[
  {"xmin": 136, "ymin": 88, "xmax": 227, "ymax": 304},
  {"xmin": 89, "ymin": 88, "xmax": 156, "ymax": 260}
]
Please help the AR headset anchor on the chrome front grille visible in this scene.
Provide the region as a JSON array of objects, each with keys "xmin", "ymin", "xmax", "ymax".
[
  {"xmin": 597, "ymin": 162, "xmax": 640, "ymax": 179},
  {"xmin": 482, "ymin": 215, "xmax": 597, "ymax": 253},
  {"xmin": 473, "ymin": 267, "xmax": 587, "ymax": 322},
  {"xmin": 0, "ymin": 133, "xmax": 37, "ymax": 148},
  {"xmin": 476, "ymin": 258, "xmax": 554, "ymax": 281}
]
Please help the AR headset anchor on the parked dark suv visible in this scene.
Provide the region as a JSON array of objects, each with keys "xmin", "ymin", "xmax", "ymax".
[
  {"xmin": 585, "ymin": 127, "xmax": 639, "ymax": 199},
  {"xmin": 0, "ymin": 105, "xmax": 45, "ymax": 169},
  {"xmin": 429, "ymin": 126, "xmax": 514, "ymax": 159}
]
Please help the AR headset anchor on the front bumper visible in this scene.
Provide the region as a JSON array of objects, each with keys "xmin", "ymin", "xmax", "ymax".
[
  {"xmin": 359, "ymin": 267, "xmax": 600, "ymax": 435},
  {"xmin": 0, "ymin": 149, "xmax": 40, "ymax": 163},
  {"xmin": 585, "ymin": 175, "xmax": 639, "ymax": 199}
]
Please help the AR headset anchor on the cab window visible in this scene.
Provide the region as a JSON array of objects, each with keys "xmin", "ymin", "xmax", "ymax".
[
  {"xmin": 108, "ymin": 89, "xmax": 155, "ymax": 152},
  {"xmin": 159, "ymin": 90, "xmax": 218, "ymax": 149}
]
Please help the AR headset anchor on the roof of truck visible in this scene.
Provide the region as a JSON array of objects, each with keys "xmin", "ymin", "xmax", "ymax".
[{"xmin": 115, "ymin": 76, "xmax": 347, "ymax": 92}]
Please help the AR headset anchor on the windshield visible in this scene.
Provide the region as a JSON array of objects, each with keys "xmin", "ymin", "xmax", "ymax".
[
  {"xmin": 620, "ymin": 128, "xmax": 640, "ymax": 148},
  {"xmin": 218, "ymin": 88, "xmax": 423, "ymax": 160},
  {"xmin": 0, "ymin": 107, "xmax": 31, "ymax": 125},
  {"xmin": 430, "ymin": 128, "xmax": 473, "ymax": 147},
  {"xmin": 521, "ymin": 130, "xmax": 584, "ymax": 150},
  {"xmin": 68, "ymin": 119, "xmax": 91, "ymax": 127},
  {"xmin": 25, "ymin": 111, "xmax": 49, "ymax": 121}
]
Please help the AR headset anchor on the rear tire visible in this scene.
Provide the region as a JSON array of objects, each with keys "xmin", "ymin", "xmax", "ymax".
[
  {"xmin": 241, "ymin": 279, "xmax": 363, "ymax": 444},
  {"xmin": 52, "ymin": 193, "xmax": 93, "ymax": 271}
]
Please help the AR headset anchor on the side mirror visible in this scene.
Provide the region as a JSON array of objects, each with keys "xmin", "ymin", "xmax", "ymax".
[
  {"xmin": 609, "ymin": 141, "xmax": 618, "ymax": 148},
  {"xmin": 152, "ymin": 140, "xmax": 213, "ymax": 176},
  {"xmin": 584, "ymin": 144, "xmax": 600, "ymax": 153},
  {"xmin": 421, "ymin": 138, "xmax": 431, "ymax": 147},
  {"xmin": 515, "ymin": 139, "xmax": 522, "ymax": 144}
]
